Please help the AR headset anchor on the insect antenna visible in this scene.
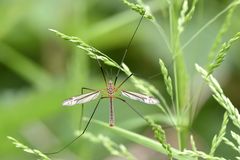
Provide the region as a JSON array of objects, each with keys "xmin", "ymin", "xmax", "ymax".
[
  {"xmin": 45, "ymin": 97, "xmax": 106, "ymax": 155},
  {"xmin": 114, "ymin": 13, "xmax": 145, "ymax": 86}
]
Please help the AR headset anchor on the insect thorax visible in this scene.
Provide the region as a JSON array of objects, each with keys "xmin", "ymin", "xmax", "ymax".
[{"xmin": 107, "ymin": 80, "xmax": 115, "ymax": 95}]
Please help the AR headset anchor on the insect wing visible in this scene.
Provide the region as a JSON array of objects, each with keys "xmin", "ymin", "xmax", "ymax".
[
  {"xmin": 121, "ymin": 90, "xmax": 159, "ymax": 104},
  {"xmin": 63, "ymin": 91, "xmax": 100, "ymax": 106}
]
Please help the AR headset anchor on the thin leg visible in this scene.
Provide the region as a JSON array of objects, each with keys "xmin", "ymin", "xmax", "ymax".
[
  {"xmin": 45, "ymin": 97, "xmax": 106, "ymax": 155},
  {"xmin": 95, "ymin": 55, "xmax": 107, "ymax": 86},
  {"xmin": 114, "ymin": 97, "xmax": 147, "ymax": 123},
  {"xmin": 79, "ymin": 87, "xmax": 96, "ymax": 131},
  {"xmin": 115, "ymin": 97, "xmax": 175, "ymax": 130},
  {"xmin": 115, "ymin": 73, "xmax": 133, "ymax": 91},
  {"xmin": 114, "ymin": 14, "xmax": 145, "ymax": 86}
]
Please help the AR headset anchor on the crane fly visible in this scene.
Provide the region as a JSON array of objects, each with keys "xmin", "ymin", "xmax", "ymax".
[
  {"xmin": 63, "ymin": 79, "xmax": 159, "ymax": 127},
  {"xmin": 46, "ymin": 12, "xmax": 160, "ymax": 155}
]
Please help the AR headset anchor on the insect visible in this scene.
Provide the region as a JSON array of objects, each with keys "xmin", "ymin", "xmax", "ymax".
[
  {"xmin": 63, "ymin": 73, "xmax": 160, "ymax": 127},
  {"xmin": 46, "ymin": 13, "xmax": 159, "ymax": 155}
]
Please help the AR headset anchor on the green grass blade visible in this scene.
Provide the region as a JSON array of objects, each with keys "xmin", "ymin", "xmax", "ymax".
[
  {"xmin": 49, "ymin": 29, "xmax": 121, "ymax": 69},
  {"xmin": 185, "ymin": 0, "xmax": 198, "ymax": 23},
  {"xmin": 90, "ymin": 119, "xmax": 187, "ymax": 159},
  {"xmin": 90, "ymin": 119, "xmax": 225, "ymax": 160},
  {"xmin": 178, "ymin": 0, "xmax": 198, "ymax": 35},
  {"xmin": 208, "ymin": 3, "xmax": 237, "ymax": 63},
  {"xmin": 122, "ymin": 0, "xmax": 153, "ymax": 19},
  {"xmin": 179, "ymin": 149, "xmax": 226, "ymax": 160},
  {"xmin": 83, "ymin": 132, "xmax": 136, "ymax": 160},
  {"xmin": 0, "ymin": 43, "xmax": 51, "ymax": 89},
  {"xmin": 7, "ymin": 136, "xmax": 51, "ymax": 160},
  {"xmin": 159, "ymin": 58, "xmax": 173, "ymax": 99},
  {"xmin": 195, "ymin": 64, "xmax": 240, "ymax": 129},
  {"xmin": 223, "ymin": 137, "xmax": 240, "ymax": 154},
  {"xmin": 209, "ymin": 112, "xmax": 229, "ymax": 156},
  {"xmin": 207, "ymin": 32, "xmax": 240, "ymax": 75},
  {"xmin": 182, "ymin": 0, "xmax": 240, "ymax": 50},
  {"xmin": 230, "ymin": 131, "xmax": 240, "ymax": 147},
  {"xmin": 190, "ymin": 135, "xmax": 198, "ymax": 156},
  {"xmin": 146, "ymin": 118, "xmax": 173, "ymax": 160},
  {"xmin": 178, "ymin": 0, "xmax": 189, "ymax": 34}
]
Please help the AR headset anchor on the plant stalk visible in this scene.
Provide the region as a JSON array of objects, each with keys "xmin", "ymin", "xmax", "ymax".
[{"xmin": 168, "ymin": 0, "xmax": 189, "ymax": 150}]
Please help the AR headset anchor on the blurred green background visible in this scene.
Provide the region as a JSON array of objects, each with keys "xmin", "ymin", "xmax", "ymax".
[{"xmin": 0, "ymin": 0, "xmax": 240, "ymax": 159}]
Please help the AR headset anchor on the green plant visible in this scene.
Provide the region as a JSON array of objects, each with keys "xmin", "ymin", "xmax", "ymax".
[{"xmin": 7, "ymin": 0, "xmax": 240, "ymax": 159}]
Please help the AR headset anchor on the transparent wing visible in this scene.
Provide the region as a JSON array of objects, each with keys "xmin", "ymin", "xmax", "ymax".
[
  {"xmin": 63, "ymin": 91, "xmax": 100, "ymax": 106},
  {"xmin": 121, "ymin": 90, "xmax": 159, "ymax": 104}
]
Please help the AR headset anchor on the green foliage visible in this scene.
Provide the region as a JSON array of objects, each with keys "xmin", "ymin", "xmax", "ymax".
[
  {"xmin": 0, "ymin": 43, "xmax": 51, "ymax": 89},
  {"xmin": 207, "ymin": 32, "xmax": 240, "ymax": 75},
  {"xmin": 179, "ymin": 149, "xmax": 225, "ymax": 160},
  {"xmin": 209, "ymin": 112, "xmax": 229, "ymax": 156},
  {"xmin": 146, "ymin": 117, "xmax": 173, "ymax": 160},
  {"xmin": 196, "ymin": 64, "xmax": 240, "ymax": 129},
  {"xmin": 223, "ymin": 134, "xmax": 240, "ymax": 159},
  {"xmin": 159, "ymin": 58, "xmax": 173, "ymax": 99},
  {"xmin": 223, "ymin": 131, "xmax": 240, "ymax": 158},
  {"xmin": 83, "ymin": 132, "xmax": 136, "ymax": 160},
  {"xmin": 195, "ymin": 64, "xmax": 240, "ymax": 158},
  {"xmin": 2, "ymin": 0, "xmax": 240, "ymax": 159},
  {"xmin": 208, "ymin": 3, "xmax": 237, "ymax": 62},
  {"xmin": 7, "ymin": 136, "xmax": 51, "ymax": 160},
  {"xmin": 49, "ymin": 29, "xmax": 121, "ymax": 69},
  {"xmin": 182, "ymin": 0, "xmax": 240, "ymax": 49},
  {"xmin": 178, "ymin": 0, "xmax": 198, "ymax": 34},
  {"xmin": 122, "ymin": 0, "xmax": 153, "ymax": 19},
  {"xmin": 190, "ymin": 135, "xmax": 197, "ymax": 153},
  {"xmin": 90, "ymin": 119, "xmax": 172, "ymax": 156},
  {"xmin": 231, "ymin": 131, "xmax": 240, "ymax": 147}
]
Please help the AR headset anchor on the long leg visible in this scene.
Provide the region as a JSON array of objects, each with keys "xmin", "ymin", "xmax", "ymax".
[
  {"xmin": 95, "ymin": 55, "xmax": 107, "ymax": 87},
  {"xmin": 114, "ymin": 13, "xmax": 145, "ymax": 86},
  {"xmin": 115, "ymin": 73, "xmax": 133, "ymax": 91},
  {"xmin": 45, "ymin": 97, "xmax": 106, "ymax": 155},
  {"xmin": 115, "ymin": 97, "xmax": 175, "ymax": 130},
  {"xmin": 78, "ymin": 87, "xmax": 96, "ymax": 131},
  {"xmin": 114, "ymin": 97, "xmax": 147, "ymax": 123}
]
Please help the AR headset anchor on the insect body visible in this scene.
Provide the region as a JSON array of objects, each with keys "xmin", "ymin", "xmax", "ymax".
[
  {"xmin": 107, "ymin": 80, "xmax": 115, "ymax": 127},
  {"xmin": 107, "ymin": 80, "xmax": 115, "ymax": 96}
]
